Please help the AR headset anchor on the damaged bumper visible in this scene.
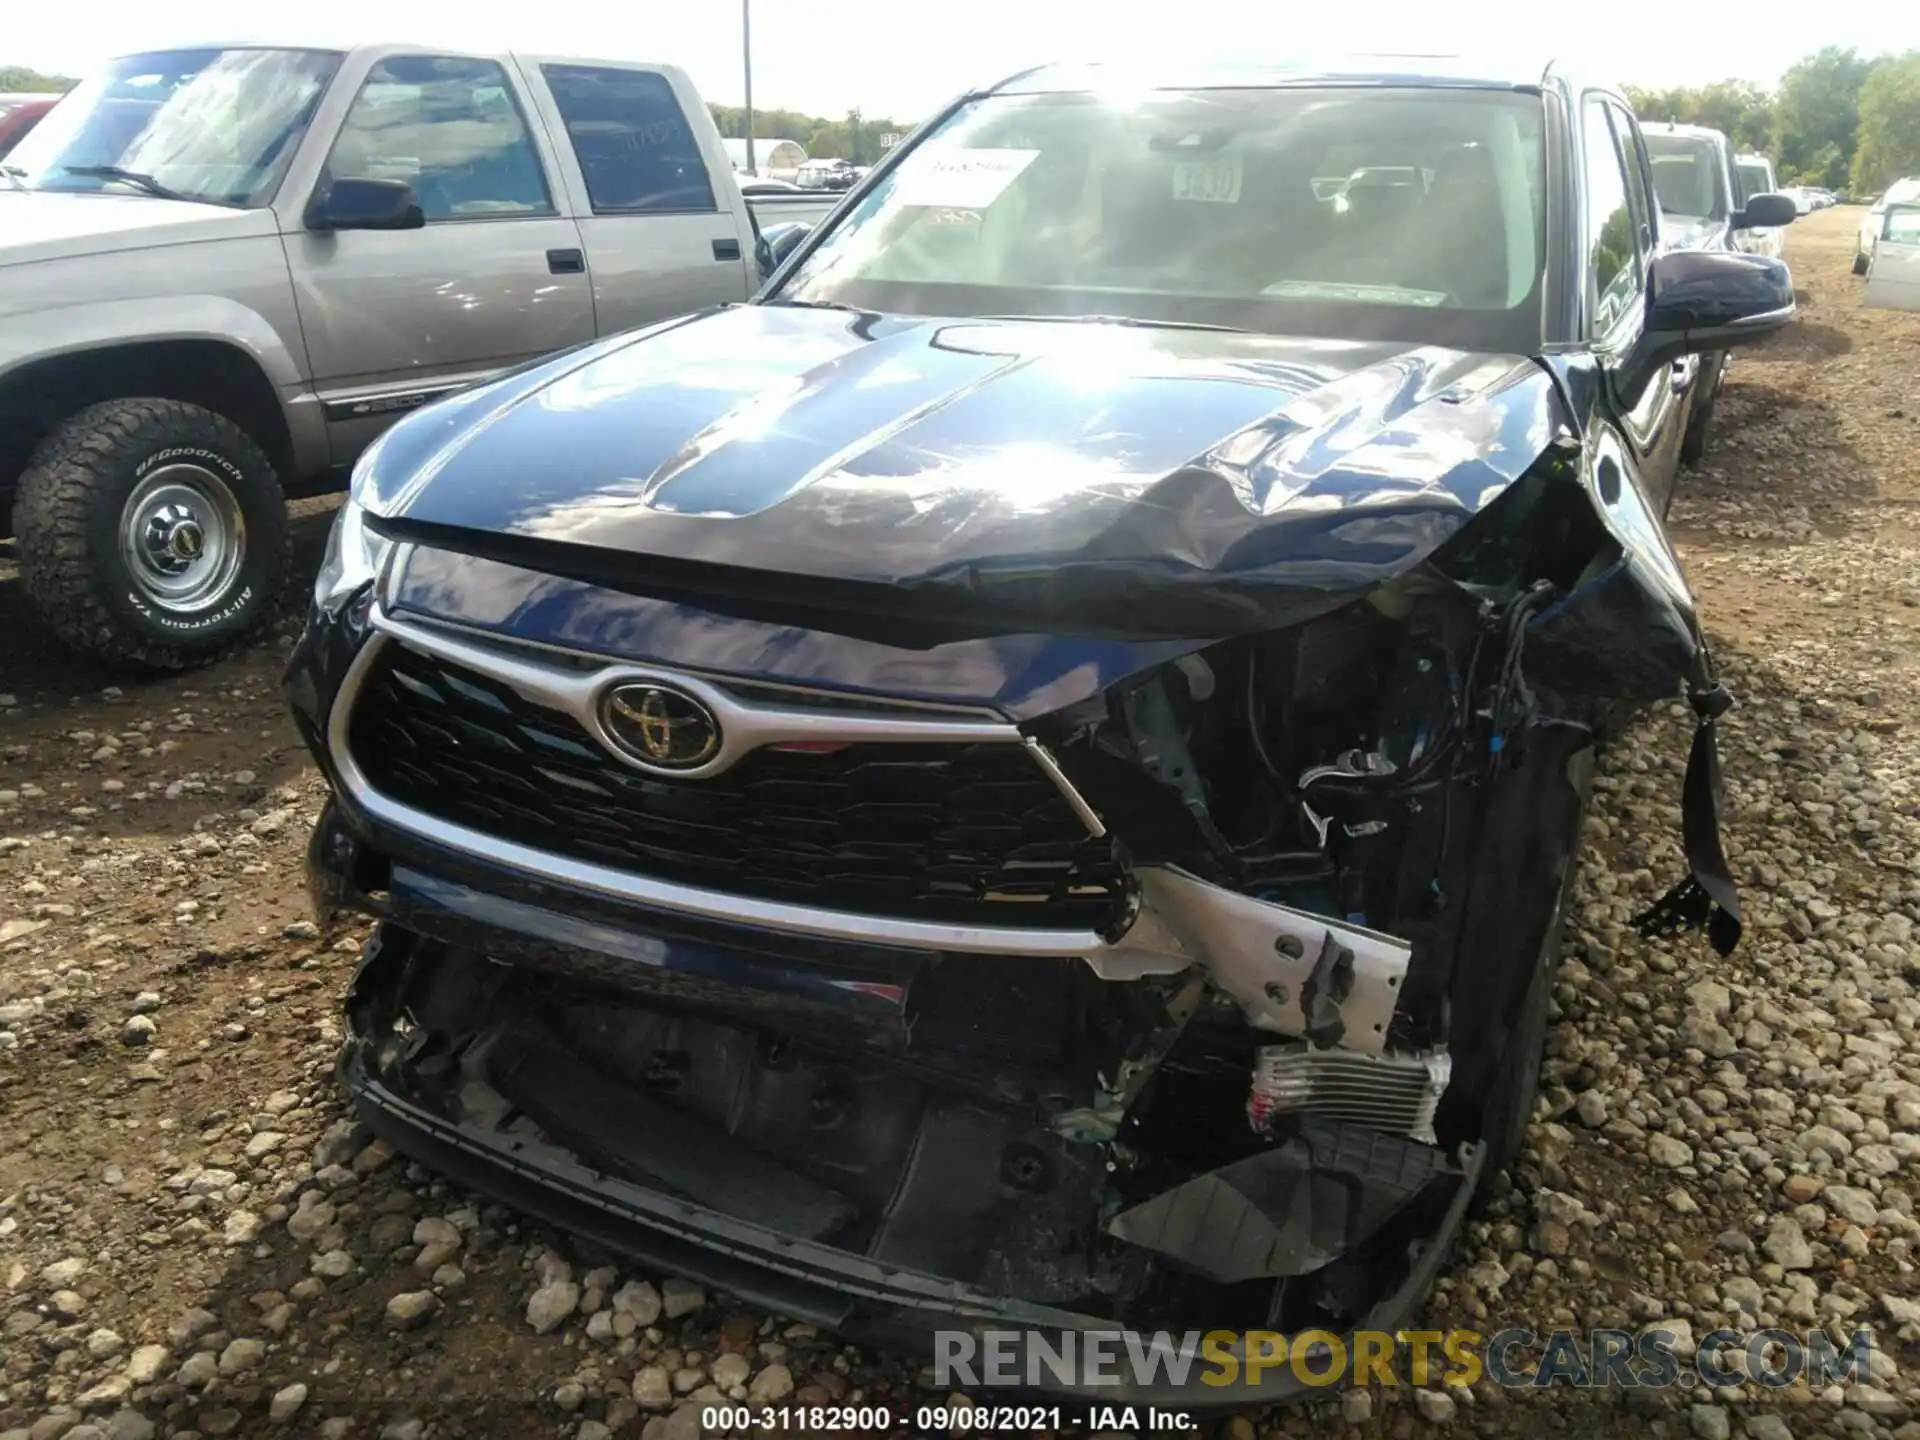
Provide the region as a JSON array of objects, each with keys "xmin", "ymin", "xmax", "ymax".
[{"xmin": 337, "ymin": 917, "xmax": 1483, "ymax": 1407}]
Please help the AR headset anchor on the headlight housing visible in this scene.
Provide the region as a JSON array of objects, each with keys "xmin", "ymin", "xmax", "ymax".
[{"xmin": 314, "ymin": 455, "xmax": 394, "ymax": 614}]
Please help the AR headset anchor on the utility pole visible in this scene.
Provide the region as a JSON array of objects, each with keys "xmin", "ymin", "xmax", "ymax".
[{"xmin": 743, "ymin": 0, "xmax": 756, "ymax": 176}]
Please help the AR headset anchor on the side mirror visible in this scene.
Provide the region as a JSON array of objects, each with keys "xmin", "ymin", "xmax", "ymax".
[
  {"xmin": 763, "ymin": 223, "xmax": 813, "ymax": 268},
  {"xmin": 1733, "ymin": 192, "xmax": 1799, "ymax": 230},
  {"xmin": 1624, "ymin": 250, "xmax": 1793, "ymax": 397},
  {"xmin": 306, "ymin": 177, "xmax": 425, "ymax": 232}
]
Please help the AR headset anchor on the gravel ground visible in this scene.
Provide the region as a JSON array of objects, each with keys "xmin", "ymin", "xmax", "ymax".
[{"xmin": 2, "ymin": 205, "xmax": 1918, "ymax": 1440}]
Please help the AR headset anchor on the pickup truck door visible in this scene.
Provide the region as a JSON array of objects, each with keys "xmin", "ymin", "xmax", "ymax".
[
  {"xmin": 515, "ymin": 58, "xmax": 758, "ymax": 337},
  {"xmin": 1583, "ymin": 98, "xmax": 1688, "ymax": 515},
  {"xmin": 275, "ymin": 49, "xmax": 597, "ymax": 462},
  {"xmin": 1865, "ymin": 205, "xmax": 1920, "ymax": 311}
]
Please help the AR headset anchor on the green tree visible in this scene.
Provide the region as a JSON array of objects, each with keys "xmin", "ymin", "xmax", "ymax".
[
  {"xmin": 1852, "ymin": 52, "xmax": 1920, "ymax": 193},
  {"xmin": 709, "ymin": 101, "xmax": 910, "ymax": 166},
  {"xmin": 1772, "ymin": 46, "xmax": 1876, "ymax": 187},
  {"xmin": 0, "ymin": 65, "xmax": 77, "ymax": 92},
  {"xmin": 1626, "ymin": 80, "xmax": 1775, "ymax": 153}
]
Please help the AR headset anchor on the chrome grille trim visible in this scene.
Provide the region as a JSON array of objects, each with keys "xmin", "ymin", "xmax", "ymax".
[
  {"xmin": 365, "ymin": 606, "xmax": 1029, "ymax": 784},
  {"xmin": 328, "ymin": 629, "xmax": 1132, "ymax": 958}
]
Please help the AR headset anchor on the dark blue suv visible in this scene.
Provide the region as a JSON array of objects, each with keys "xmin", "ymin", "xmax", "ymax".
[{"xmin": 289, "ymin": 55, "xmax": 1794, "ymax": 1406}]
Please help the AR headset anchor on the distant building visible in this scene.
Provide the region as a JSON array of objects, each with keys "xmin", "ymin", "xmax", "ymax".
[{"xmin": 722, "ymin": 137, "xmax": 807, "ymax": 176}]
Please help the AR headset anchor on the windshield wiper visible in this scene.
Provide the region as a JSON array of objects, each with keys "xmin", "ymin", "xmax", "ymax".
[
  {"xmin": 977, "ymin": 313, "xmax": 1256, "ymax": 335},
  {"xmin": 59, "ymin": 165, "xmax": 193, "ymax": 202},
  {"xmin": 0, "ymin": 164, "xmax": 25, "ymax": 189}
]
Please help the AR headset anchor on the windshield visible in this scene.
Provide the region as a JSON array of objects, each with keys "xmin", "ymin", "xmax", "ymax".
[
  {"xmin": 1734, "ymin": 160, "xmax": 1774, "ymax": 206},
  {"xmin": 1645, "ymin": 135, "xmax": 1728, "ymax": 221},
  {"xmin": 5, "ymin": 48, "xmax": 340, "ymax": 207},
  {"xmin": 771, "ymin": 86, "xmax": 1548, "ymax": 352}
]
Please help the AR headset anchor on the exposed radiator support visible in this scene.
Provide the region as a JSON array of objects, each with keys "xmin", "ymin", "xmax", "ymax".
[{"xmin": 1248, "ymin": 1043, "xmax": 1452, "ymax": 1144}]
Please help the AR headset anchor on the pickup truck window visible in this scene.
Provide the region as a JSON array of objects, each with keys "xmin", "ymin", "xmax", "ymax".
[
  {"xmin": 326, "ymin": 56, "xmax": 553, "ymax": 220},
  {"xmin": 1645, "ymin": 134, "xmax": 1729, "ymax": 222},
  {"xmin": 542, "ymin": 65, "xmax": 717, "ymax": 214},
  {"xmin": 1734, "ymin": 159, "xmax": 1774, "ymax": 207},
  {"xmin": 4, "ymin": 48, "xmax": 339, "ymax": 207},
  {"xmin": 1581, "ymin": 101, "xmax": 1643, "ymax": 336},
  {"xmin": 772, "ymin": 86, "xmax": 1548, "ymax": 352}
]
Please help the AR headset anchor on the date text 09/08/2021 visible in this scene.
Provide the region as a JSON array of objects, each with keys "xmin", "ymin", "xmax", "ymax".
[
  {"xmin": 697, "ymin": 1406, "xmax": 1189, "ymax": 1433},
  {"xmin": 697, "ymin": 1326, "xmax": 1878, "ymax": 1431}
]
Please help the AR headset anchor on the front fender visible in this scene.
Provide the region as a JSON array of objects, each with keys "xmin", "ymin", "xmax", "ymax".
[
  {"xmin": 0, "ymin": 292, "xmax": 308, "ymax": 393},
  {"xmin": 0, "ymin": 291, "xmax": 325, "ymax": 478}
]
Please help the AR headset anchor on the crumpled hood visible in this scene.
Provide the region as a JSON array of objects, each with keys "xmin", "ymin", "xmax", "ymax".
[
  {"xmin": 364, "ymin": 304, "xmax": 1564, "ymax": 639},
  {"xmin": 0, "ymin": 192, "xmax": 274, "ymax": 267}
]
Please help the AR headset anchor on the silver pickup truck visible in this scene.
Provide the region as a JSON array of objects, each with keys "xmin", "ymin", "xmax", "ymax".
[{"xmin": 0, "ymin": 43, "xmax": 836, "ymax": 671}]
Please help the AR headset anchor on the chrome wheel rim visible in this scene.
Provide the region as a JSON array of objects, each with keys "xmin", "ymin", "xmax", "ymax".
[{"xmin": 119, "ymin": 464, "xmax": 247, "ymax": 614}]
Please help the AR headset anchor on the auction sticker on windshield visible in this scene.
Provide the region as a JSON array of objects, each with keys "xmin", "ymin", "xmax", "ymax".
[
  {"xmin": 894, "ymin": 146, "xmax": 1039, "ymax": 208},
  {"xmin": 1172, "ymin": 157, "xmax": 1243, "ymax": 203}
]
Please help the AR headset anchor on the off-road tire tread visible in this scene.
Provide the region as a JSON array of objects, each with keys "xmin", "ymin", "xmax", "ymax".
[{"xmin": 12, "ymin": 398, "xmax": 290, "ymax": 672}]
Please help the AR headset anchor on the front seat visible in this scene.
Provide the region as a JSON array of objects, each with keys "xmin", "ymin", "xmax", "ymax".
[
  {"xmin": 1337, "ymin": 172, "xmax": 1425, "ymax": 287},
  {"xmin": 1422, "ymin": 144, "xmax": 1513, "ymax": 309}
]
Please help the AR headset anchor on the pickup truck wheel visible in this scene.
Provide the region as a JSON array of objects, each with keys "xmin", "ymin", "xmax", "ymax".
[
  {"xmin": 1852, "ymin": 248, "xmax": 1870, "ymax": 277},
  {"xmin": 12, "ymin": 399, "xmax": 290, "ymax": 671}
]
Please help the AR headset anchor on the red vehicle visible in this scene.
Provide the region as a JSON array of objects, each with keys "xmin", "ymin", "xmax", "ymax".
[{"xmin": 0, "ymin": 94, "xmax": 60, "ymax": 159}]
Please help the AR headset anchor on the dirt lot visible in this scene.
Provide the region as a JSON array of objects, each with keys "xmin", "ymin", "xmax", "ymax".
[{"xmin": 2, "ymin": 205, "xmax": 1919, "ymax": 1440}]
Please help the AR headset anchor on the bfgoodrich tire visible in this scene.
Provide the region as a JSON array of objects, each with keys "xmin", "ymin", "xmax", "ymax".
[{"xmin": 12, "ymin": 399, "xmax": 290, "ymax": 672}]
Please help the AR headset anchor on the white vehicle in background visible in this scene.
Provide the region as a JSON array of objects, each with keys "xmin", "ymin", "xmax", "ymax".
[
  {"xmin": 1732, "ymin": 154, "xmax": 1787, "ymax": 260},
  {"xmin": 1856, "ymin": 177, "xmax": 1920, "ymax": 275},
  {"xmin": 794, "ymin": 158, "xmax": 856, "ymax": 191},
  {"xmin": 1864, "ymin": 199, "xmax": 1920, "ymax": 310}
]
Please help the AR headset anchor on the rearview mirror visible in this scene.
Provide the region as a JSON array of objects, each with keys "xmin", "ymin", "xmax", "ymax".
[
  {"xmin": 306, "ymin": 177, "xmax": 425, "ymax": 233},
  {"xmin": 1623, "ymin": 250, "xmax": 1794, "ymax": 398},
  {"xmin": 1733, "ymin": 192, "xmax": 1798, "ymax": 230}
]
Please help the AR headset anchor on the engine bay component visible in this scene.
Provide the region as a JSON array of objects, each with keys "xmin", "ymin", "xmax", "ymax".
[
  {"xmin": 1246, "ymin": 1042, "xmax": 1452, "ymax": 1145},
  {"xmin": 1125, "ymin": 868, "xmax": 1410, "ymax": 1053}
]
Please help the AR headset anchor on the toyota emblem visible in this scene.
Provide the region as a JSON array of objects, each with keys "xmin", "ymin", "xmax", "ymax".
[{"xmin": 600, "ymin": 683, "xmax": 721, "ymax": 771}]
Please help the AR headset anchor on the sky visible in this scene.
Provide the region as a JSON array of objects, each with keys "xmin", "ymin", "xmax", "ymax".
[{"xmin": 9, "ymin": 1, "xmax": 1920, "ymax": 122}]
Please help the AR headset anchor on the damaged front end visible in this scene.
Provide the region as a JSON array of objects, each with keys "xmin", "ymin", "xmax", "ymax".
[{"xmin": 310, "ymin": 375, "xmax": 1740, "ymax": 1405}]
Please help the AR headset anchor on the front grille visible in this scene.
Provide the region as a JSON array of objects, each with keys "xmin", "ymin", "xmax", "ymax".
[{"xmin": 348, "ymin": 644, "xmax": 1127, "ymax": 929}]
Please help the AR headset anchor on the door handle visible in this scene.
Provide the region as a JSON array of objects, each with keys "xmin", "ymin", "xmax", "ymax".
[
  {"xmin": 711, "ymin": 237, "xmax": 742, "ymax": 262},
  {"xmin": 546, "ymin": 248, "xmax": 585, "ymax": 275}
]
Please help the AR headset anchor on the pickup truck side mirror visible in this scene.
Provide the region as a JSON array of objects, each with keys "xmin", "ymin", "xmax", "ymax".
[
  {"xmin": 1732, "ymin": 192, "xmax": 1799, "ymax": 230},
  {"xmin": 306, "ymin": 177, "xmax": 425, "ymax": 233},
  {"xmin": 761, "ymin": 223, "xmax": 813, "ymax": 269},
  {"xmin": 1622, "ymin": 250, "xmax": 1793, "ymax": 399}
]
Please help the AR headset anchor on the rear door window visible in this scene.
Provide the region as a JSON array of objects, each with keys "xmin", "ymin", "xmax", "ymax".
[{"xmin": 542, "ymin": 65, "xmax": 718, "ymax": 214}]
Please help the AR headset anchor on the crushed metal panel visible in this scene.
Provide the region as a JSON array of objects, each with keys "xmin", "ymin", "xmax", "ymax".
[{"xmin": 1113, "ymin": 866, "xmax": 1409, "ymax": 1055}]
